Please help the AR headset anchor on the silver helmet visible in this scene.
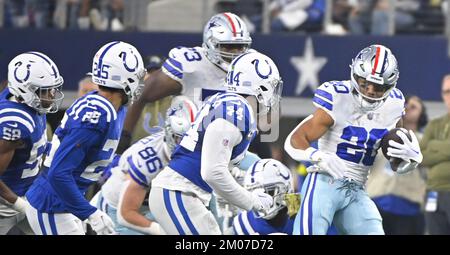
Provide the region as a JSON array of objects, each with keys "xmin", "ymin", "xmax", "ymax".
[
  {"xmin": 203, "ymin": 12, "xmax": 252, "ymax": 71},
  {"xmin": 350, "ymin": 44, "xmax": 399, "ymax": 111}
]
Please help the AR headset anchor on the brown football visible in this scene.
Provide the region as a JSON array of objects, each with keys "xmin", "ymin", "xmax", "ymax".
[{"xmin": 380, "ymin": 128, "xmax": 411, "ymax": 171}]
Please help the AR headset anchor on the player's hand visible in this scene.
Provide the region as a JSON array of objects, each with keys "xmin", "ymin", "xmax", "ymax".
[
  {"xmin": 12, "ymin": 197, "xmax": 30, "ymax": 213},
  {"xmin": 251, "ymin": 188, "xmax": 273, "ymax": 213},
  {"xmin": 307, "ymin": 150, "xmax": 346, "ymax": 180},
  {"xmin": 88, "ymin": 210, "xmax": 116, "ymax": 235},
  {"xmin": 387, "ymin": 129, "xmax": 423, "ymax": 164}
]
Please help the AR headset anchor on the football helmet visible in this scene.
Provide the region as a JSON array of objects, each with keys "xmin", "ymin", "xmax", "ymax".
[
  {"xmin": 7, "ymin": 52, "xmax": 64, "ymax": 114},
  {"xmin": 91, "ymin": 41, "xmax": 146, "ymax": 102},
  {"xmin": 225, "ymin": 51, "xmax": 283, "ymax": 115},
  {"xmin": 203, "ymin": 12, "xmax": 252, "ymax": 71},
  {"xmin": 244, "ymin": 159, "xmax": 295, "ymax": 220},
  {"xmin": 350, "ymin": 44, "xmax": 399, "ymax": 111},
  {"xmin": 165, "ymin": 96, "xmax": 197, "ymax": 152}
]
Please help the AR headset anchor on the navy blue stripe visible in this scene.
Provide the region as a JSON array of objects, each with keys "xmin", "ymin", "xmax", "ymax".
[
  {"xmin": 231, "ymin": 52, "xmax": 250, "ymax": 69},
  {"xmin": 168, "ymin": 58, "xmax": 183, "ymax": 71},
  {"xmin": 244, "ymin": 102, "xmax": 250, "ymax": 135},
  {"xmin": 308, "ymin": 173, "xmax": 318, "ymax": 234},
  {"xmin": 27, "ymin": 52, "xmax": 58, "ymax": 78},
  {"xmin": 235, "ymin": 16, "xmax": 242, "ymax": 29},
  {"xmin": 250, "ymin": 161, "xmax": 258, "ymax": 184},
  {"xmin": 163, "ymin": 62, "xmax": 183, "ymax": 79},
  {"xmin": 163, "ymin": 189, "xmax": 185, "ymax": 235},
  {"xmin": 380, "ymin": 52, "xmax": 388, "ymax": 75},
  {"xmin": 222, "ymin": 101, "xmax": 226, "ymax": 120},
  {"xmin": 238, "ymin": 214, "xmax": 250, "ymax": 235},
  {"xmin": 315, "ymin": 89, "xmax": 333, "ymax": 102},
  {"xmin": 127, "ymin": 156, "xmax": 149, "ymax": 187},
  {"xmin": 299, "ymin": 173, "xmax": 313, "ymax": 235},
  {"xmin": 128, "ymin": 168, "xmax": 149, "ymax": 188},
  {"xmin": 232, "ymin": 224, "xmax": 238, "ymax": 235},
  {"xmin": 97, "ymin": 41, "xmax": 120, "ymax": 76},
  {"xmin": 175, "ymin": 191, "xmax": 199, "ymax": 235},
  {"xmin": 99, "ymin": 196, "xmax": 105, "ymax": 211},
  {"xmin": 48, "ymin": 213, "xmax": 58, "ymax": 235},
  {"xmin": 313, "ymin": 96, "xmax": 332, "ymax": 111},
  {"xmin": 37, "ymin": 211, "xmax": 47, "ymax": 235},
  {"xmin": 233, "ymin": 103, "xmax": 237, "ymax": 127}
]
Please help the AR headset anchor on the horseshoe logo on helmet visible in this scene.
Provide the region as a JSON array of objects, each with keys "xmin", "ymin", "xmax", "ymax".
[
  {"xmin": 13, "ymin": 61, "xmax": 31, "ymax": 83},
  {"xmin": 278, "ymin": 164, "xmax": 290, "ymax": 180},
  {"xmin": 251, "ymin": 59, "xmax": 272, "ymax": 79},
  {"xmin": 119, "ymin": 51, "xmax": 139, "ymax": 72}
]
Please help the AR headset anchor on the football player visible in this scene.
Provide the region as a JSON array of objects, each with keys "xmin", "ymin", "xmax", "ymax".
[
  {"xmin": 148, "ymin": 51, "xmax": 283, "ymax": 234},
  {"xmin": 119, "ymin": 12, "xmax": 253, "ymax": 150},
  {"xmin": 228, "ymin": 159, "xmax": 299, "ymax": 235},
  {"xmin": 0, "ymin": 52, "xmax": 64, "ymax": 234},
  {"xmin": 96, "ymin": 96, "xmax": 197, "ymax": 235},
  {"xmin": 25, "ymin": 41, "xmax": 145, "ymax": 235},
  {"xmin": 284, "ymin": 45, "xmax": 423, "ymax": 235}
]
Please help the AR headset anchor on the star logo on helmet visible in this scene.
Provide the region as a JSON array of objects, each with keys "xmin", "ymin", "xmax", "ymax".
[{"xmin": 208, "ymin": 21, "xmax": 218, "ymax": 30}]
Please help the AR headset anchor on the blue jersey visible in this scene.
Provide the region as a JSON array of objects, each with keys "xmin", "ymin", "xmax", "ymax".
[
  {"xmin": 232, "ymin": 211, "xmax": 295, "ymax": 235},
  {"xmin": 26, "ymin": 91, "xmax": 125, "ymax": 220},
  {"xmin": 169, "ymin": 92, "xmax": 257, "ymax": 193},
  {"xmin": 0, "ymin": 88, "xmax": 47, "ymax": 196}
]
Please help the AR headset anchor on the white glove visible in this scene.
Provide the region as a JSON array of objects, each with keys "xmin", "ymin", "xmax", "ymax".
[
  {"xmin": 307, "ymin": 149, "xmax": 346, "ymax": 180},
  {"xmin": 251, "ymin": 188, "xmax": 273, "ymax": 213},
  {"xmin": 143, "ymin": 222, "xmax": 166, "ymax": 235},
  {"xmin": 12, "ymin": 197, "xmax": 29, "ymax": 213},
  {"xmin": 87, "ymin": 210, "xmax": 116, "ymax": 235},
  {"xmin": 387, "ymin": 129, "xmax": 423, "ymax": 164}
]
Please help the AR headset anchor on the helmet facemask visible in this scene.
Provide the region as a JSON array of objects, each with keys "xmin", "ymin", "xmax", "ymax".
[
  {"xmin": 13, "ymin": 80, "xmax": 64, "ymax": 114},
  {"xmin": 255, "ymin": 78, "xmax": 283, "ymax": 116}
]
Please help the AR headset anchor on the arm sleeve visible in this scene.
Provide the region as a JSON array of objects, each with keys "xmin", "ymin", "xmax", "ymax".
[
  {"xmin": 284, "ymin": 114, "xmax": 318, "ymax": 162},
  {"xmin": 47, "ymin": 128, "xmax": 103, "ymax": 220},
  {"xmin": 161, "ymin": 47, "xmax": 185, "ymax": 83},
  {"xmin": 200, "ymin": 118, "xmax": 254, "ymax": 211}
]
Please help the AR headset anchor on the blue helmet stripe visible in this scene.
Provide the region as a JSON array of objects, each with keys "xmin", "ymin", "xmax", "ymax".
[
  {"xmin": 97, "ymin": 41, "xmax": 120, "ymax": 77},
  {"xmin": 27, "ymin": 51, "xmax": 59, "ymax": 78}
]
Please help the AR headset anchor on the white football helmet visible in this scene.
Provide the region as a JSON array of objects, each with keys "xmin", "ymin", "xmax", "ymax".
[
  {"xmin": 7, "ymin": 52, "xmax": 64, "ymax": 114},
  {"xmin": 165, "ymin": 96, "xmax": 198, "ymax": 152},
  {"xmin": 91, "ymin": 41, "xmax": 146, "ymax": 102},
  {"xmin": 244, "ymin": 159, "xmax": 294, "ymax": 220},
  {"xmin": 350, "ymin": 44, "xmax": 400, "ymax": 111},
  {"xmin": 203, "ymin": 12, "xmax": 252, "ymax": 71},
  {"xmin": 225, "ymin": 52, "xmax": 283, "ymax": 115}
]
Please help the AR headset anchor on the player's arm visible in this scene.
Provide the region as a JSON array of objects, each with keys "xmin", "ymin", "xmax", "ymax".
[
  {"xmin": 201, "ymin": 119, "xmax": 272, "ymax": 212},
  {"xmin": 284, "ymin": 108, "xmax": 347, "ymax": 180},
  {"xmin": 284, "ymin": 109, "xmax": 333, "ymax": 160},
  {"xmin": 46, "ymin": 128, "xmax": 104, "ymax": 220},
  {"xmin": 0, "ymin": 139, "xmax": 29, "ymax": 212},
  {"xmin": 116, "ymin": 178, "xmax": 164, "ymax": 235}
]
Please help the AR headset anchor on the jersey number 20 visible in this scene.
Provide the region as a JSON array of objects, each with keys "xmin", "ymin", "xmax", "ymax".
[{"xmin": 337, "ymin": 126, "xmax": 387, "ymax": 166}]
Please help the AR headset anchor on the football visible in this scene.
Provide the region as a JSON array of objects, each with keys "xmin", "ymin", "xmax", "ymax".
[{"xmin": 380, "ymin": 128, "xmax": 411, "ymax": 171}]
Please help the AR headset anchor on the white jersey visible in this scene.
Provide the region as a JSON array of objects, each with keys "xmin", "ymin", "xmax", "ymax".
[
  {"xmin": 101, "ymin": 130, "xmax": 170, "ymax": 208},
  {"xmin": 312, "ymin": 80, "xmax": 405, "ymax": 184},
  {"xmin": 161, "ymin": 46, "xmax": 227, "ymax": 106}
]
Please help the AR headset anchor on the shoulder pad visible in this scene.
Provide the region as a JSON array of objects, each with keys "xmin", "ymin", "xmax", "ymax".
[
  {"xmin": 66, "ymin": 94, "xmax": 117, "ymax": 130},
  {"xmin": 0, "ymin": 106, "xmax": 36, "ymax": 141}
]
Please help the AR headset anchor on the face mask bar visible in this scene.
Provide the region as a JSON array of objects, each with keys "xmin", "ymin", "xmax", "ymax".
[
  {"xmin": 215, "ymin": 42, "xmax": 251, "ymax": 63},
  {"xmin": 34, "ymin": 83, "xmax": 64, "ymax": 114},
  {"xmin": 352, "ymin": 74, "xmax": 395, "ymax": 102}
]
